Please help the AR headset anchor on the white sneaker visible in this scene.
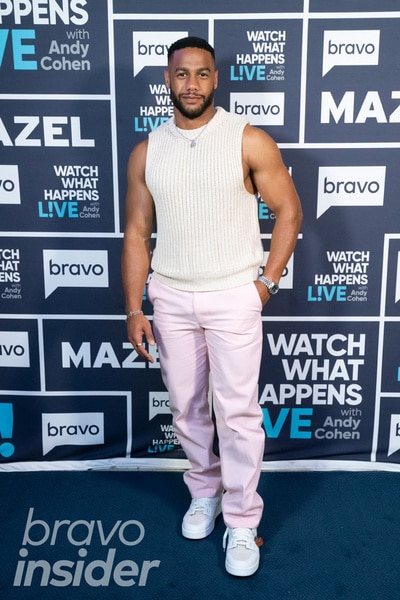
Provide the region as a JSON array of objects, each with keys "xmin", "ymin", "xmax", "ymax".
[
  {"xmin": 182, "ymin": 496, "xmax": 222, "ymax": 539},
  {"xmin": 223, "ymin": 527, "xmax": 260, "ymax": 577}
]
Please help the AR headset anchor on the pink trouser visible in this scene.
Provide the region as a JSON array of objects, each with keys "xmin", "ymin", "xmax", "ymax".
[{"xmin": 148, "ymin": 276, "xmax": 265, "ymax": 528}]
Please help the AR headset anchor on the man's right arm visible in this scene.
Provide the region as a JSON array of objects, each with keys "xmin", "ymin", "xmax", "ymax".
[{"xmin": 121, "ymin": 140, "xmax": 156, "ymax": 362}]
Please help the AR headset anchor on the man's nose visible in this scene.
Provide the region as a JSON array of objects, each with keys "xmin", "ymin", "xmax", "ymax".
[{"xmin": 186, "ymin": 75, "xmax": 198, "ymax": 89}]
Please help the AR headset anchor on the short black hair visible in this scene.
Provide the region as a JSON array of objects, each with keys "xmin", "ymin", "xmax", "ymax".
[{"xmin": 167, "ymin": 36, "xmax": 215, "ymax": 62}]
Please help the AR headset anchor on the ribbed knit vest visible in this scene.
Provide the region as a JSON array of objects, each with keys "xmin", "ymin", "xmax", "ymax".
[{"xmin": 145, "ymin": 107, "xmax": 263, "ymax": 291}]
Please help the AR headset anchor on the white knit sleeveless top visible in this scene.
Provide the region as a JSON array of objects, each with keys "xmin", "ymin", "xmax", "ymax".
[{"xmin": 145, "ymin": 107, "xmax": 263, "ymax": 291}]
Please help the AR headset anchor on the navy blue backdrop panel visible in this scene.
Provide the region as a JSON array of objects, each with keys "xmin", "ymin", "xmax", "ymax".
[{"xmin": 1, "ymin": 0, "xmax": 399, "ymax": 470}]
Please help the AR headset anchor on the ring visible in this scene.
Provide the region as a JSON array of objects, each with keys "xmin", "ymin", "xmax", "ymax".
[{"xmin": 136, "ymin": 343, "xmax": 143, "ymax": 347}]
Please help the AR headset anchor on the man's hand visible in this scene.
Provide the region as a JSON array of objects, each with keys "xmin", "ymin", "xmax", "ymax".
[
  {"xmin": 254, "ymin": 279, "xmax": 271, "ymax": 307},
  {"xmin": 127, "ymin": 314, "xmax": 156, "ymax": 363}
]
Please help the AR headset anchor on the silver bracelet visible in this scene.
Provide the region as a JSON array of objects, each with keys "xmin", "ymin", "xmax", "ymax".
[{"xmin": 126, "ymin": 310, "xmax": 143, "ymax": 321}]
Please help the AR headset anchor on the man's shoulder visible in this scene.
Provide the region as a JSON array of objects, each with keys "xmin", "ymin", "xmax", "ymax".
[
  {"xmin": 216, "ymin": 106, "xmax": 248, "ymax": 125},
  {"xmin": 213, "ymin": 107, "xmax": 250, "ymax": 138}
]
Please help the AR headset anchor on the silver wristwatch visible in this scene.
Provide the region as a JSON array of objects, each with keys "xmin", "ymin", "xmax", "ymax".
[{"xmin": 257, "ymin": 275, "xmax": 279, "ymax": 295}]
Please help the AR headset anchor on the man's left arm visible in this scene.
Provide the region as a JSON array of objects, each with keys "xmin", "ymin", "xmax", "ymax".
[{"xmin": 243, "ymin": 125, "xmax": 303, "ymax": 303}]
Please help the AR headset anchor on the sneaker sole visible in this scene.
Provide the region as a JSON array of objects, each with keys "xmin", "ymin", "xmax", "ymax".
[{"xmin": 225, "ymin": 556, "xmax": 260, "ymax": 577}]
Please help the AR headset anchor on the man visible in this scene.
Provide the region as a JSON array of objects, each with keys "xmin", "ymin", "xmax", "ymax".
[{"xmin": 122, "ymin": 36, "xmax": 303, "ymax": 577}]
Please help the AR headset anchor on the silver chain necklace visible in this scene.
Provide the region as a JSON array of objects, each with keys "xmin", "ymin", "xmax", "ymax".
[
  {"xmin": 175, "ymin": 123, "xmax": 207, "ymax": 148},
  {"xmin": 174, "ymin": 112, "xmax": 215, "ymax": 147}
]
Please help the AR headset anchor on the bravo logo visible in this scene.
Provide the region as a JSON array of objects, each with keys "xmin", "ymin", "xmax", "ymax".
[
  {"xmin": 42, "ymin": 412, "xmax": 104, "ymax": 456},
  {"xmin": 132, "ymin": 30, "xmax": 188, "ymax": 77},
  {"xmin": 261, "ymin": 246, "xmax": 294, "ymax": 290},
  {"xmin": 396, "ymin": 252, "xmax": 400, "ymax": 304},
  {"xmin": 317, "ymin": 166, "xmax": 386, "ymax": 218},
  {"xmin": 149, "ymin": 392, "xmax": 169, "ymax": 421},
  {"xmin": 322, "ymin": 30, "xmax": 380, "ymax": 76},
  {"xmin": 0, "ymin": 165, "xmax": 20, "ymax": 204},
  {"xmin": 388, "ymin": 414, "xmax": 400, "ymax": 457},
  {"xmin": 0, "ymin": 331, "xmax": 29, "ymax": 367},
  {"xmin": 231, "ymin": 92, "xmax": 284, "ymax": 126},
  {"xmin": 43, "ymin": 249, "xmax": 108, "ymax": 298}
]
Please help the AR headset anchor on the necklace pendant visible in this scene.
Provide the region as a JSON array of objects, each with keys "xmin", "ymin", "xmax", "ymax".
[{"xmin": 190, "ymin": 140, "xmax": 196, "ymax": 148}]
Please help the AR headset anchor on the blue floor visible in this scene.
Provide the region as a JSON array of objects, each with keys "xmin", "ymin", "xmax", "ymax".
[{"xmin": 1, "ymin": 470, "xmax": 399, "ymax": 599}]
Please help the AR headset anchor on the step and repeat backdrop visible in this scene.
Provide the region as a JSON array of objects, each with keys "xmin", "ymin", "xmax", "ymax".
[{"xmin": 1, "ymin": 0, "xmax": 400, "ymax": 470}]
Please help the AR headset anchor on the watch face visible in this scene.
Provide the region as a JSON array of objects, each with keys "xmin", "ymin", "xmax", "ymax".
[
  {"xmin": 269, "ymin": 284, "xmax": 279, "ymax": 295},
  {"xmin": 258, "ymin": 276, "xmax": 279, "ymax": 294}
]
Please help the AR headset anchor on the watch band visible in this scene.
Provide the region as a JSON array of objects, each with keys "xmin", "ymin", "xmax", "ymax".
[{"xmin": 257, "ymin": 276, "xmax": 279, "ymax": 295}]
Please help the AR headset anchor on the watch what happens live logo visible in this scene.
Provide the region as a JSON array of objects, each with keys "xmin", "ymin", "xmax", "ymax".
[
  {"xmin": 308, "ymin": 250, "xmax": 370, "ymax": 304},
  {"xmin": 0, "ymin": 1, "xmax": 90, "ymax": 72},
  {"xmin": 260, "ymin": 332, "xmax": 366, "ymax": 442}
]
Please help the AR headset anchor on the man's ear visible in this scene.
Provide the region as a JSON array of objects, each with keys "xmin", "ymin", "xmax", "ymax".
[
  {"xmin": 214, "ymin": 69, "xmax": 219, "ymax": 89},
  {"xmin": 164, "ymin": 69, "xmax": 170, "ymax": 88}
]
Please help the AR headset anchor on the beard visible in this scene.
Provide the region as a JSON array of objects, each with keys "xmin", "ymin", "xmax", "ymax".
[{"xmin": 169, "ymin": 89, "xmax": 214, "ymax": 120}]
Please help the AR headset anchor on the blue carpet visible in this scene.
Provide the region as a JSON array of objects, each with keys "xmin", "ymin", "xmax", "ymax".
[{"xmin": 1, "ymin": 470, "xmax": 399, "ymax": 599}]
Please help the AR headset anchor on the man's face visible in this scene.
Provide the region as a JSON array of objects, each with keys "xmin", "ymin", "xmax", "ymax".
[{"xmin": 165, "ymin": 47, "xmax": 218, "ymax": 120}]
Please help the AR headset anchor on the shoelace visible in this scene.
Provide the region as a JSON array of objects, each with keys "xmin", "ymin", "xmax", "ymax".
[
  {"xmin": 189, "ymin": 498, "xmax": 217, "ymax": 516},
  {"xmin": 223, "ymin": 527, "xmax": 256, "ymax": 550}
]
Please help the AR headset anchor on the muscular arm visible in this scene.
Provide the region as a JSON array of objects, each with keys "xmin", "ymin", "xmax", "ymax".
[
  {"xmin": 243, "ymin": 125, "xmax": 303, "ymax": 304},
  {"xmin": 121, "ymin": 140, "xmax": 156, "ymax": 362}
]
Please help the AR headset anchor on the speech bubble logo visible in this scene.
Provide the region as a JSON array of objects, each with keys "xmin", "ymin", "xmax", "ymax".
[
  {"xmin": 317, "ymin": 165, "xmax": 386, "ymax": 219},
  {"xmin": 0, "ymin": 165, "xmax": 21, "ymax": 205},
  {"xmin": 230, "ymin": 92, "xmax": 285, "ymax": 126},
  {"xmin": 323, "ymin": 30, "xmax": 380, "ymax": 76},
  {"xmin": 42, "ymin": 412, "xmax": 104, "ymax": 455},
  {"xmin": 149, "ymin": 391, "xmax": 170, "ymax": 421},
  {"xmin": 396, "ymin": 252, "xmax": 400, "ymax": 303},
  {"xmin": 0, "ymin": 331, "xmax": 30, "ymax": 367},
  {"xmin": 43, "ymin": 249, "xmax": 109, "ymax": 299},
  {"xmin": 388, "ymin": 414, "xmax": 400, "ymax": 456},
  {"xmin": 133, "ymin": 31, "xmax": 188, "ymax": 77},
  {"xmin": 260, "ymin": 247, "xmax": 294, "ymax": 289}
]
